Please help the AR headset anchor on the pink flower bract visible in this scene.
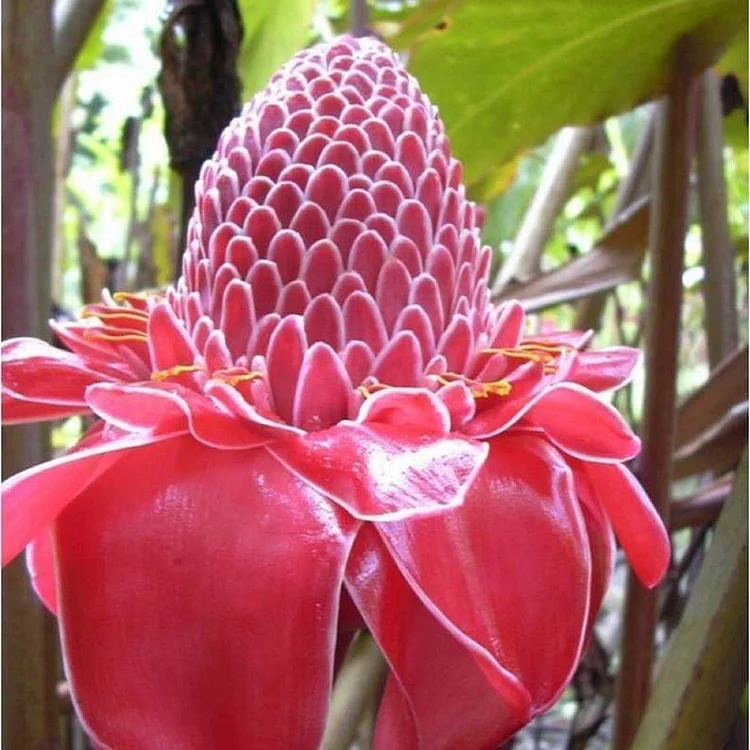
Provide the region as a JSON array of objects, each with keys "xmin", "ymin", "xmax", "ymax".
[{"xmin": 1, "ymin": 36, "xmax": 670, "ymax": 750}]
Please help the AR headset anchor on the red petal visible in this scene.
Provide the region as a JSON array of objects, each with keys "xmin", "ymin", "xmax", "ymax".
[
  {"xmin": 371, "ymin": 434, "xmax": 593, "ymax": 715},
  {"xmin": 345, "ymin": 525, "xmax": 531, "ymax": 750},
  {"xmin": 2, "ymin": 391, "xmax": 90, "ymax": 425},
  {"xmin": 53, "ymin": 439, "xmax": 359, "ymax": 748},
  {"xmin": 583, "ymin": 462, "xmax": 670, "ymax": 588},
  {"xmin": 572, "ymin": 467, "xmax": 615, "ymax": 638},
  {"xmin": 566, "ymin": 346, "xmax": 641, "ymax": 392},
  {"xmin": 2, "ymin": 425, "xmax": 185, "ymax": 565},
  {"xmin": 1, "ymin": 338, "xmax": 119, "ymax": 418},
  {"xmin": 26, "ymin": 529, "xmax": 57, "ymax": 614},
  {"xmin": 86, "ymin": 382, "xmax": 274, "ymax": 449},
  {"xmin": 528, "ymin": 384, "xmax": 641, "ymax": 462},
  {"xmin": 268, "ymin": 422, "xmax": 487, "ymax": 521}
]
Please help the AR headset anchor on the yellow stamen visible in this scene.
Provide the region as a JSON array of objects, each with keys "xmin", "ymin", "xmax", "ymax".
[
  {"xmin": 482, "ymin": 343, "xmax": 576, "ymax": 375},
  {"xmin": 113, "ymin": 291, "xmax": 148, "ymax": 303},
  {"xmin": 211, "ymin": 371, "xmax": 264, "ymax": 388},
  {"xmin": 357, "ymin": 382, "xmax": 391, "ymax": 399},
  {"xmin": 84, "ymin": 331, "xmax": 148, "ymax": 343},
  {"xmin": 82, "ymin": 310, "xmax": 149, "ymax": 324},
  {"xmin": 151, "ymin": 365, "xmax": 204, "ymax": 382},
  {"xmin": 479, "ymin": 380, "xmax": 513, "ymax": 397},
  {"xmin": 517, "ymin": 342, "xmax": 575, "ymax": 354},
  {"xmin": 428, "ymin": 372, "xmax": 513, "ymax": 400}
]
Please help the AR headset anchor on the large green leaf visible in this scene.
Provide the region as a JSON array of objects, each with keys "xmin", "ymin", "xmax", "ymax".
[
  {"xmin": 391, "ymin": 0, "xmax": 745, "ymax": 186},
  {"xmin": 238, "ymin": 0, "xmax": 315, "ymax": 100}
]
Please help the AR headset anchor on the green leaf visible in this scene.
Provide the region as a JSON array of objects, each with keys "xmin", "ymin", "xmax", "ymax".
[
  {"xmin": 75, "ymin": 0, "xmax": 115, "ymax": 72},
  {"xmin": 391, "ymin": 0, "xmax": 745, "ymax": 186},
  {"xmin": 717, "ymin": 15, "xmax": 749, "ymax": 97},
  {"xmin": 237, "ymin": 0, "xmax": 316, "ymax": 99}
]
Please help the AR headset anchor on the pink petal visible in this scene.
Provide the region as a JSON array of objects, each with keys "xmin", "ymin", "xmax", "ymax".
[
  {"xmin": 583, "ymin": 462, "xmax": 670, "ymax": 588},
  {"xmin": 293, "ymin": 343, "xmax": 352, "ymax": 431},
  {"xmin": 371, "ymin": 331, "xmax": 422, "ymax": 387},
  {"xmin": 86, "ymin": 382, "xmax": 275, "ymax": 449},
  {"xmin": 266, "ymin": 315, "xmax": 307, "ymax": 424},
  {"xmin": 2, "ymin": 424, "xmax": 186, "ymax": 565},
  {"xmin": 148, "ymin": 303, "xmax": 198, "ymax": 373},
  {"xmin": 528, "ymin": 384, "xmax": 641, "ymax": 462},
  {"xmin": 52, "ymin": 438, "xmax": 359, "ymax": 748},
  {"xmin": 304, "ymin": 294, "xmax": 345, "ymax": 350},
  {"xmin": 356, "ymin": 388, "xmax": 450, "ymax": 433},
  {"xmin": 489, "ymin": 301, "xmax": 525, "ymax": 349},
  {"xmin": 345, "ymin": 526, "xmax": 531, "ymax": 750},
  {"xmin": 370, "ymin": 433, "xmax": 592, "ymax": 722},
  {"xmin": 268, "ymin": 422, "xmax": 487, "ymax": 521},
  {"xmin": 375, "ymin": 259, "xmax": 411, "ymax": 335},
  {"xmin": 343, "ymin": 291, "xmax": 388, "ymax": 354},
  {"xmin": 436, "ymin": 380, "xmax": 476, "ymax": 429}
]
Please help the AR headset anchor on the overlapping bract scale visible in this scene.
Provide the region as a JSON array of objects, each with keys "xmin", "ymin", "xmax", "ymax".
[{"xmin": 171, "ymin": 36, "xmax": 488, "ymax": 431}]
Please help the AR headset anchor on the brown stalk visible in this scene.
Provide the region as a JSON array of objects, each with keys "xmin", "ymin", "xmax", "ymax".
[
  {"xmin": 669, "ymin": 473, "xmax": 733, "ymax": 531},
  {"xmin": 673, "ymin": 404, "xmax": 748, "ymax": 480},
  {"xmin": 674, "ymin": 345, "xmax": 748, "ymax": 450},
  {"xmin": 157, "ymin": 0, "xmax": 244, "ymax": 281},
  {"xmin": 495, "ymin": 195, "xmax": 650, "ymax": 312},
  {"xmin": 351, "ymin": 0, "xmax": 369, "ymax": 37},
  {"xmin": 612, "ymin": 39, "xmax": 698, "ymax": 750},
  {"xmin": 2, "ymin": 2, "xmax": 60, "ymax": 747},
  {"xmin": 574, "ymin": 108, "xmax": 656, "ymax": 331},
  {"xmin": 696, "ymin": 68, "xmax": 739, "ymax": 368},
  {"xmin": 491, "ymin": 126, "xmax": 597, "ymax": 295}
]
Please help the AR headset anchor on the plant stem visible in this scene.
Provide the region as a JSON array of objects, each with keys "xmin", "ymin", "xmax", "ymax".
[
  {"xmin": 322, "ymin": 631, "xmax": 388, "ymax": 750},
  {"xmin": 351, "ymin": 0, "xmax": 369, "ymax": 37},
  {"xmin": 696, "ymin": 68, "xmax": 738, "ymax": 368},
  {"xmin": 632, "ymin": 453, "xmax": 748, "ymax": 750},
  {"xmin": 53, "ymin": 0, "xmax": 108, "ymax": 94},
  {"xmin": 612, "ymin": 39, "xmax": 698, "ymax": 750},
  {"xmin": 574, "ymin": 109, "xmax": 655, "ymax": 331},
  {"xmin": 492, "ymin": 126, "xmax": 596, "ymax": 295}
]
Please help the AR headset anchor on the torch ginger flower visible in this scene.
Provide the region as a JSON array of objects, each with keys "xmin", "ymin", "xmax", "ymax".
[{"xmin": 1, "ymin": 36, "xmax": 669, "ymax": 749}]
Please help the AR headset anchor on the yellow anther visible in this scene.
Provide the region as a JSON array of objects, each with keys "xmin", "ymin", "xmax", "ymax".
[
  {"xmin": 113, "ymin": 291, "xmax": 148, "ymax": 303},
  {"xmin": 428, "ymin": 372, "xmax": 513, "ymax": 401},
  {"xmin": 517, "ymin": 342, "xmax": 575, "ymax": 354},
  {"xmin": 484, "ymin": 380, "xmax": 512, "ymax": 397},
  {"xmin": 211, "ymin": 370, "xmax": 264, "ymax": 388},
  {"xmin": 357, "ymin": 382, "xmax": 390, "ymax": 399},
  {"xmin": 151, "ymin": 365, "xmax": 204, "ymax": 382},
  {"xmin": 84, "ymin": 331, "xmax": 148, "ymax": 343},
  {"xmin": 82, "ymin": 310, "xmax": 148, "ymax": 324}
]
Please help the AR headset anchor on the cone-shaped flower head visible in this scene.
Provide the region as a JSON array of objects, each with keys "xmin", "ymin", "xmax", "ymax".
[{"xmin": 2, "ymin": 36, "xmax": 670, "ymax": 750}]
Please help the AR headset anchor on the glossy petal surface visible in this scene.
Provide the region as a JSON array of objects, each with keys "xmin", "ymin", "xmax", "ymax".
[
  {"xmin": 2, "ymin": 424, "xmax": 186, "ymax": 566},
  {"xmin": 582, "ymin": 461, "xmax": 670, "ymax": 588},
  {"xmin": 55, "ymin": 438, "xmax": 358, "ymax": 749},
  {"xmin": 346, "ymin": 525, "xmax": 531, "ymax": 750},
  {"xmin": 269, "ymin": 422, "xmax": 487, "ymax": 521}
]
